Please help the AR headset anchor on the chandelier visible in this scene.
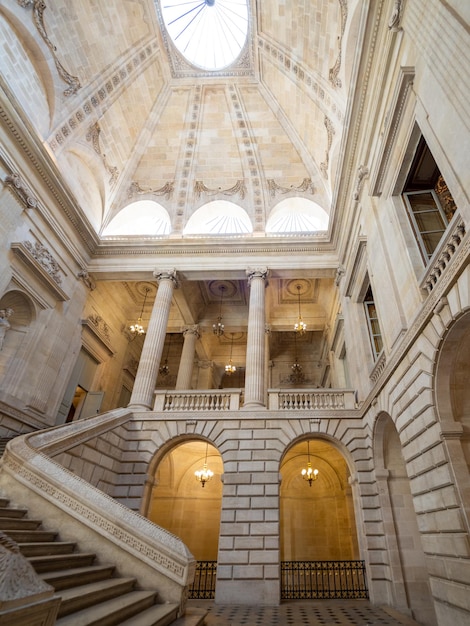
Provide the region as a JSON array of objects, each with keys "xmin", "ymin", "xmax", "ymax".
[
  {"xmin": 159, "ymin": 333, "xmax": 171, "ymax": 376},
  {"xmin": 289, "ymin": 332, "xmax": 305, "ymax": 384},
  {"xmin": 129, "ymin": 287, "xmax": 150, "ymax": 338},
  {"xmin": 213, "ymin": 284, "xmax": 226, "ymax": 337},
  {"xmin": 195, "ymin": 442, "xmax": 214, "ymax": 488},
  {"xmin": 301, "ymin": 440, "xmax": 319, "ymax": 487},
  {"xmin": 294, "ymin": 284, "xmax": 307, "ymax": 335},
  {"xmin": 225, "ymin": 333, "xmax": 237, "ymax": 376}
]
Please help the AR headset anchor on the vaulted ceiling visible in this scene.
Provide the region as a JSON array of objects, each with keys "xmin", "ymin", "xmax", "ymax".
[{"xmin": 0, "ymin": 0, "xmax": 364, "ymax": 240}]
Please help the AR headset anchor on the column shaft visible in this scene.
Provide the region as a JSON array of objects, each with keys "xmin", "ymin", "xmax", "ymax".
[
  {"xmin": 176, "ymin": 325, "xmax": 199, "ymax": 389},
  {"xmin": 129, "ymin": 270, "xmax": 178, "ymax": 409},
  {"xmin": 244, "ymin": 268, "xmax": 269, "ymax": 408}
]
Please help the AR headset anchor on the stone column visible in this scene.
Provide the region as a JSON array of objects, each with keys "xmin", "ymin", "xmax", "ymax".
[
  {"xmin": 175, "ymin": 325, "xmax": 200, "ymax": 389},
  {"xmin": 243, "ymin": 267, "xmax": 269, "ymax": 409},
  {"xmin": 129, "ymin": 269, "xmax": 178, "ymax": 410},
  {"xmin": 197, "ymin": 360, "xmax": 214, "ymax": 389}
]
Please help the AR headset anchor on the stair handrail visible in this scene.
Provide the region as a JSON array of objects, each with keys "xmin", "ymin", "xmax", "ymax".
[{"xmin": 0, "ymin": 408, "xmax": 196, "ymax": 608}]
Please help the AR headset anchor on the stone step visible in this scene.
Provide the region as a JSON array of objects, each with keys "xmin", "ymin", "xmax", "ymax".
[
  {"xmin": 57, "ymin": 577, "xmax": 137, "ymax": 617},
  {"xmin": 30, "ymin": 551, "xmax": 96, "ymax": 573},
  {"xmin": 3, "ymin": 528, "xmax": 58, "ymax": 542},
  {"xmin": 41, "ymin": 564, "xmax": 116, "ymax": 590},
  {"xmin": 55, "ymin": 589, "xmax": 157, "ymax": 626},
  {"xmin": 0, "ymin": 515, "xmax": 42, "ymax": 530},
  {"xmin": 171, "ymin": 606, "xmax": 208, "ymax": 626},
  {"xmin": 119, "ymin": 602, "xmax": 180, "ymax": 626},
  {"xmin": 19, "ymin": 541, "xmax": 76, "ymax": 557},
  {"xmin": 0, "ymin": 497, "xmax": 10, "ymax": 507},
  {"xmin": 0, "ymin": 506, "xmax": 27, "ymax": 518}
]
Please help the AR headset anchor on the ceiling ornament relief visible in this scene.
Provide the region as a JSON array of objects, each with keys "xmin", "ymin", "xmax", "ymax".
[
  {"xmin": 18, "ymin": 0, "xmax": 81, "ymax": 97},
  {"xmin": 194, "ymin": 180, "xmax": 247, "ymax": 200},
  {"xmin": 4, "ymin": 172, "xmax": 38, "ymax": 209},
  {"xmin": 128, "ymin": 181, "xmax": 174, "ymax": 200},
  {"xmin": 329, "ymin": 0, "xmax": 348, "ymax": 88},
  {"xmin": 320, "ymin": 116, "xmax": 335, "ymax": 180},
  {"xmin": 267, "ymin": 178, "xmax": 315, "ymax": 198},
  {"xmin": 86, "ymin": 123, "xmax": 119, "ymax": 187}
]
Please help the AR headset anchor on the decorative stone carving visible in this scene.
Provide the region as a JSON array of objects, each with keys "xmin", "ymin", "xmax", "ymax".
[
  {"xmin": 0, "ymin": 308, "xmax": 13, "ymax": 351},
  {"xmin": 86, "ymin": 123, "xmax": 119, "ymax": 186},
  {"xmin": 78, "ymin": 269, "xmax": 96, "ymax": 291},
  {"xmin": 22, "ymin": 241, "xmax": 62, "ymax": 285},
  {"xmin": 4, "ymin": 173, "xmax": 38, "ymax": 209},
  {"xmin": 128, "ymin": 181, "xmax": 174, "ymax": 200},
  {"xmin": 388, "ymin": 1, "xmax": 403, "ymax": 31},
  {"xmin": 267, "ymin": 178, "xmax": 314, "ymax": 198},
  {"xmin": 329, "ymin": 0, "xmax": 348, "ymax": 87},
  {"xmin": 0, "ymin": 529, "xmax": 54, "ymax": 600},
  {"xmin": 335, "ymin": 266, "xmax": 345, "ymax": 286},
  {"xmin": 320, "ymin": 116, "xmax": 335, "ymax": 179},
  {"xmin": 353, "ymin": 166, "xmax": 369, "ymax": 201},
  {"xmin": 194, "ymin": 179, "xmax": 246, "ymax": 200},
  {"xmin": 19, "ymin": 0, "xmax": 81, "ymax": 96}
]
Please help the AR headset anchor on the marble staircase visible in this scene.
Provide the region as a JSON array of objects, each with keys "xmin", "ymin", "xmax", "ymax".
[{"xmin": 0, "ymin": 496, "xmax": 206, "ymax": 626}]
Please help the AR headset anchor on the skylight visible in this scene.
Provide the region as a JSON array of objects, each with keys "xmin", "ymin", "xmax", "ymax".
[{"xmin": 160, "ymin": 0, "xmax": 249, "ymax": 71}]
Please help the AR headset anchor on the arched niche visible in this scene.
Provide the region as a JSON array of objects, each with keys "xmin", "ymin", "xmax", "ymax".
[
  {"xmin": 280, "ymin": 436, "xmax": 358, "ymax": 561},
  {"xmin": 102, "ymin": 200, "xmax": 171, "ymax": 237},
  {"xmin": 184, "ymin": 201, "xmax": 252, "ymax": 236},
  {"xmin": 266, "ymin": 197, "xmax": 329, "ymax": 234},
  {"xmin": 144, "ymin": 438, "xmax": 223, "ymax": 561},
  {"xmin": 0, "ymin": 290, "xmax": 35, "ymax": 382}
]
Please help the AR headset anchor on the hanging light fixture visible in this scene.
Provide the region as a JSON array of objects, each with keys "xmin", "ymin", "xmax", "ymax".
[
  {"xmin": 213, "ymin": 284, "xmax": 226, "ymax": 337},
  {"xmin": 289, "ymin": 332, "xmax": 305, "ymax": 384},
  {"xmin": 294, "ymin": 284, "xmax": 307, "ymax": 335},
  {"xmin": 195, "ymin": 442, "xmax": 214, "ymax": 488},
  {"xmin": 225, "ymin": 333, "xmax": 237, "ymax": 376},
  {"xmin": 301, "ymin": 440, "xmax": 319, "ymax": 486},
  {"xmin": 159, "ymin": 333, "xmax": 171, "ymax": 376},
  {"xmin": 129, "ymin": 287, "xmax": 150, "ymax": 338}
]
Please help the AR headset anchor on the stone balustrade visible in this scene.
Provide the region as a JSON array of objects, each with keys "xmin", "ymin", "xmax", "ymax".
[
  {"xmin": 268, "ymin": 389, "xmax": 357, "ymax": 410},
  {"xmin": 421, "ymin": 217, "xmax": 466, "ymax": 294},
  {"xmin": 154, "ymin": 389, "xmax": 242, "ymax": 411}
]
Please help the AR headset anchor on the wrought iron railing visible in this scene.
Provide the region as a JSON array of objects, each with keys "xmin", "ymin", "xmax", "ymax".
[
  {"xmin": 188, "ymin": 561, "xmax": 217, "ymax": 599},
  {"xmin": 281, "ymin": 560, "xmax": 368, "ymax": 600}
]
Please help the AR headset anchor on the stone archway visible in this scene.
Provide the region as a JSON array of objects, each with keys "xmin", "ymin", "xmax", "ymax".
[
  {"xmin": 146, "ymin": 439, "xmax": 223, "ymax": 561},
  {"xmin": 373, "ymin": 412, "xmax": 437, "ymax": 626}
]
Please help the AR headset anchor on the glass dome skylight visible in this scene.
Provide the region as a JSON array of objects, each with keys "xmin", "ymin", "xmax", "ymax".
[{"xmin": 160, "ymin": 0, "xmax": 249, "ymax": 71}]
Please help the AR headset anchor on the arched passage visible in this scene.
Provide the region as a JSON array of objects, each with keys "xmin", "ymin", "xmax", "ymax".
[
  {"xmin": 146, "ymin": 439, "xmax": 223, "ymax": 561},
  {"xmin": 280, "ymin": 437, "xmax": 359, "ymax": 560},
  {"xmin": 373, "ymin": 413, "xmax": 437, "ymax": 626}
]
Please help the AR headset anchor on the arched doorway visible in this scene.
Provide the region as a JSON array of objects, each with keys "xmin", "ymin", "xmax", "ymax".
[
  {"xmin": 147, "ymin": 440, "xmax": 223, "ymax": 559},
  {"xmin": 280, "ymin": 438, "xmax": 365, "ymax": 599},
  {"xmin": 374, "ymin": 413, "xmax": 437, "ymax": 625}
]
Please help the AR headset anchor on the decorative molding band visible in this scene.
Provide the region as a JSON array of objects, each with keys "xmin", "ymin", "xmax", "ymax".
[
  {"xmin": 267, "ymin": 178, "xmax": 315, "ymax": 198},
  {"xmin": 194, "ymin": 179, "xmax": 246, "ymax": 200},
  {"xmin": 329, "ymin": 0, "xmax": 348, "ymax": 88},
  {"xmin": 258, "ymin": 37, "xmax": 344, "ymax": 124},
  {"xmin": 371, "ymin": 67, "xmax": 415, "ymax": 196},
  {"xmin": 128, "ymin": 180, "xmax": 174, "ymax": 200},
  {"xmin": 18, "ymin": 0, "xmax": 81, "ymax": 96},
  {"xmin": 3, "ymin": 172, "xmax": 38, "ymax": 209},
  {"xmin": 370, "ymin": 351, "xmax": 386, "ymax": 384},
  {"xmin": 11, "ymin": 241, "xmax": 68, "ymax": 301},
  {"xmin": 48, "ymin": 40, "xmax": 159, "ymax": 153},
  {"xmin": 81, "ymin": 315, "xmax": 115, "ymax": 357}
]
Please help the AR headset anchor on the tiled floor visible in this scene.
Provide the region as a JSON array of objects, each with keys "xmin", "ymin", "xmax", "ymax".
[{"xmin": 188, "ymin": 600, "xmax": 422, "ymax": 626}]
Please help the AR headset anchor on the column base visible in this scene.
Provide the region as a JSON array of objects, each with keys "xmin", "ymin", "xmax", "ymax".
[{"xmin": 241, "ymin": 403, "xmax": 266, "ymax": 411}]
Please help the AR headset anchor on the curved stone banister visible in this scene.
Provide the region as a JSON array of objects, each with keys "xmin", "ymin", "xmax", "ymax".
[{"xmin": 0, "ymin": 409, "xmax": 195, "ymax": 607}]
